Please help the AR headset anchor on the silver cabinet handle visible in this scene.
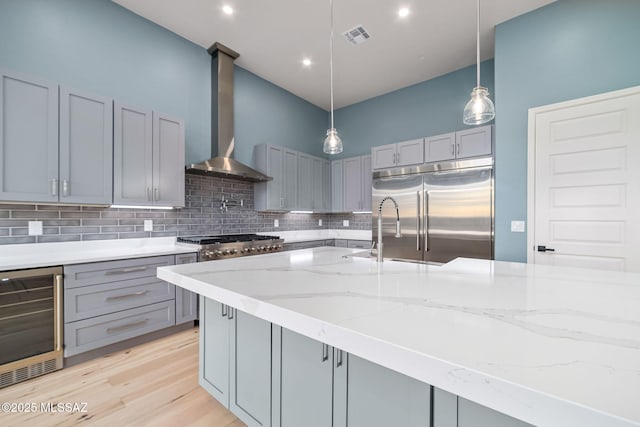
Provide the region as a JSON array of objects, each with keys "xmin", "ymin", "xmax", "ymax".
[
  {"xmin": 416, "ymin": 191, "xmax": 421, "ymax": 251},
  {"xmin": 51, "ymin": 178, "xmax": 58, "ymax": 196},
  {"xmin": 147, "ymin": 187, "xmax": 152, "ymax": 201},
  {"xmin": 456, "ymin": 143, "xmax": 460, "ymax": 156},
  {"xmin": 221, "ymin": 304, "xmax": 228, "ymax": 317},
  {"xmin": 228, "ymin": 307, "xmax": 234, "ymax": 320},
  {"xmin": 106, "ymin": 290, "xmax": 149, "ymax": 301},
  {"xmin": 451, "ymin": 143, "xmax": 455, "ymax": 156},
  {"xmin": 322, "ymin": 343, "xmax": 329, "ymax": 362},
  {"xmin": 54, "ymin": 274, "xmax": 63, "ymax": 352},
  {"xmin": 336, "ymin": 349, "xmax": 343, "ymax": 367},
  {"xmin": 105, "ymin": 266, "xmax": 149, "ymax": 275},
  {"xmin": 154, "ymin": 188, "xmax": 159, "ymax": 201},
  {"xmin": 397, "ymin": 151, "xmax": 400, "ymax": 165},
  {"xmin": 62, "ymin": 179, "xmax": 69, "ymax": 197},
  {"xmin": 106, "ymin": 318, "xmax": 149, "ymax": 334}
]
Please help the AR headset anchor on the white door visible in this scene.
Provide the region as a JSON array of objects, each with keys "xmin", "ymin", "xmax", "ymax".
[{"xmin": 528, "ymin": 86, "xmax": 640, "ymax": 271}]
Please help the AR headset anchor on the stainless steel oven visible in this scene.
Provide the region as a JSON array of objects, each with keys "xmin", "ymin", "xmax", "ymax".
[{"xmin": 0, "ymin": 266, "xmax": 63, "ymax": 388}]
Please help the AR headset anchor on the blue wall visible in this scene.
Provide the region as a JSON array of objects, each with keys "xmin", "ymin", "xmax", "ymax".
[
  {"xmin": 494, "ymin": 0, "xmax": 640, "ymax": 262},
  {"xmin": 0, "ymin": 0, "xmax": 326, "ymax": 165},
  {"xmin": 333, "ymin": 61, "xmax": 494, "ymax": 158}
]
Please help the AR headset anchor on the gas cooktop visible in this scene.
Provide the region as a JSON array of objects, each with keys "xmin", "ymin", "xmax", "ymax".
[
  {"xmin": 177, "ymin": 234, "xmax": 280, "ymax": 245},
  {"xmin": 177, "ymin": 234, "xmax": 284, "ymax": 260}
]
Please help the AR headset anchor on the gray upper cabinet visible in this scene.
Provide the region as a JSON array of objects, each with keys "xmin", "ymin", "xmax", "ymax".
[
  {"xmin": 372, "ymin": 139, "xmax": 425, "ymax": 170},
  {"xmin": 343, "ymin": 155, "xmax": 372, "ymax": 212},
  {"xmin": 425, "ymin": 125, "xmax": 492, "ymax": 163},
  {"xmin": 425, "ymin": 132, "xmax": 456, "ymax": 163},
  {"xmin": 311, "ymin": 156, "xmax": 324, "ymax": 212},
  {"xmin": 152, "ymin": 112, "xmax": 185, "ymax": 207},
  {"xmin": 254, "ymin": 144, "xmax": 298, "ymax": 211},
  {"xmin": 114, "ymin": 102, "xmax": 153, "ymax": 206},
  {"xmin": 114, "ymin": 104, "xmax": 185, "ymax": 207},
  {"xmin": 331, "ymin": 159, "xmax": 344, "ymax": 212},
  {"xmin": 59, "ymin": 87, "xmax": 113, "ymax": 204},
  {"xmin": 297, "ymin": 152, "xmax": 313, "ymax": 211},
  {"xmin": 0, "ymin": 70, "xmax": 59, "ymax": 203},
  {"xmin": 322, "ymin": 159, "xmax": 331, "ymax": 212}
]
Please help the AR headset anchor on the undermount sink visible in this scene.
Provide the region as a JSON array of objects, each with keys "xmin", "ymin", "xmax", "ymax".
[{"xmin": 344, "ymin": 251, "xmax": 444, "ymax": 266}]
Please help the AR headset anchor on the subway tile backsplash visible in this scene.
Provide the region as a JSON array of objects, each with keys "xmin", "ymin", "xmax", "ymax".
[{"xmin": 0, "ymin": 174, "xmax": 372, "ymax": 245}]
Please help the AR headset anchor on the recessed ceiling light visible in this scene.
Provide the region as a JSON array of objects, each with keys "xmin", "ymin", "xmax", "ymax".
[
  {"xmin": 222, "ymin": 5, "xmax": 233, "ymax": 15},
  {"xmin": 398, "ymin": 7, "xmax": 410, "ymax": 18},
  {"xmin": 302, "ymin": 58, "xmax": 312, "ymax": 67}
]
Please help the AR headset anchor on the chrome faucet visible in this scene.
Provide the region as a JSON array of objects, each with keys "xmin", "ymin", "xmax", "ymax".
[{"xmin": 377, "ymin": 196, "xmax": 402, "ymax": 262}]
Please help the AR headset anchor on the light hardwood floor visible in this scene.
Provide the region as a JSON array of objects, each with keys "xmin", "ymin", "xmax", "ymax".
[{"xmin": 0, "ymin": 328, "xmax": 245, "ymax": 427}]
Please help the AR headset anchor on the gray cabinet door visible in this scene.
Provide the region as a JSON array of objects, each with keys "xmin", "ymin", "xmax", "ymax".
[
  {"xmin": 297, "ymin": 152, "xmax": 313, "ymax": 210},
  {"xmin": 458, "ymin": 398, "xmax": 532, "ymax": 427},
  {"xmin": 331, "ymin": 159, "xmax": 344, "ymax": 212},
  {"xmin": 199, "ymin": 297, "xmax": 231, "ymax": 407},
  {"xmin": 311, "ymin": 156, "xmax": 324, "ymax": 212},
  {"xmin": 59, "ymin": 87, "xmax": 113, "ymax": 205},
  {"xmin": 175, "ymin": 253, "xmax": 198, "ymax": 324},
  {"xmin": 322, "ymin": 160, "xmax": 331, "ymax": 212},
  {"xmin": 277, "ymin": 329, "xmax": 333, "ymax": 427},
  {"xmin": 0, "ymin": 70, "xmax": 58, "ymax": 203},
  {"xmin": 343, "ymin": 157, "xmax": 362, "ymax": 212},
  {"xmin": 425, "ymin": 132, "xmax": 456, "ymax": 163},
  {"xmin": 114, "ymin": 102, "xmax": 153, "ymax": 205},
  {"xmin": 283, "ymin": 148, "xmax": 298, "ymax": 210},
  {"xmin": 433, "ymin": 388, "xmax": 458, "ymax": 427},
  {"xmin": 456, "ymin": 125, "xmax": 492, "ymax": 159},
  {"xmin": 372, "ymin": 143, "xmax": 396, "ymax": 170},
  {"xmin": 153, "ymin": 112, "xmax": 185, "ymax": 207},
  {"xmin": 396, "ymin": 139, "xmax": 425, "ymax": 167},
  {"xmin": 334, "ymin": 353, "xmax": 431, "ymax": 427},
  {"xmin": 361, "ymin": 155, "xmax": 372, "ymax": 211},
  {"xmin": 254, "ymin": 144, "xmax": 285, "ymax": 210},
  {"xmin": 229, "ymin": 308, "xmax": 272, "ymax": 427}
]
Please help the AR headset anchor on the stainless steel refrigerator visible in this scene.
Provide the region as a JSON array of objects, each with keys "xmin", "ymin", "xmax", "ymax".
[{"xmin": 372, "ymin": 157, "xmax": 493, "ymax": 263}]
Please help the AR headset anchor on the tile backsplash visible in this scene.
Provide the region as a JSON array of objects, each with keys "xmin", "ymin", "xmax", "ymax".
[{"xmin": 0, "ymin": 174, "xmax": 372, "ymax": 245}]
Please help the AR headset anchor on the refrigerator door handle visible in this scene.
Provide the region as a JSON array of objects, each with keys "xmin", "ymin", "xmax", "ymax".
[
  {"xmin": 416, "ymin": 191, "xmax": 421, "ymax": 251},
  {"xmin": 424, "ymin": 190, "xmax": 429, "ymax": 253}
]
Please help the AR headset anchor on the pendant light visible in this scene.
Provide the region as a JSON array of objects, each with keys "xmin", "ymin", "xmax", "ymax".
[
  {"xmin": 323, "ymin": 0, "xmax": 343, "ymax": 154},
  {"xmin": 463, "ymin": 0, "xmax": 495, "ymax": 125}
]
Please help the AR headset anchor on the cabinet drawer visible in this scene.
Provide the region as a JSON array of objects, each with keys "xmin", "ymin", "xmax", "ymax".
[
  {"xmin": 347, "ymin": 240, "xmax": 371, "ymax": 249},
  {"xmin": 64, "ymin": 277, "xmax": 175, "ymax": 322},
  {"xmin": 64, "ymin": 301, "xmax": 175, "ymax": 357},
  {"xmin": 64, "ymin": 255, "xmax": 175, "ymax": 289},
  {"xmin": 334, "ymin": 240, "xmax": 348, "ymax": 248}
]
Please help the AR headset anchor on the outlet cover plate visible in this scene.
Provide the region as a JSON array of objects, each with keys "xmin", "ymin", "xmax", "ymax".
[
  {"xmin": 343, "ymin": 220, "xmax": 349, "ymax": 227},
  {"xmin": 28, "ymin": 221, "xmax": 43, "ymax": 236},
  {"xmin": 274, "ymin": 219, "xmax": 279, "ymax": 228},
  {"xmin": 144, "ymin": 220, "xmax": 153, "ymax": 232},
  {"xmin": 318, "ymin": 219, "xmax": 323, "ymax": 226},
  {"xmin": 511, "ymin": 220, "xmax": 525, "ymax": 233}
]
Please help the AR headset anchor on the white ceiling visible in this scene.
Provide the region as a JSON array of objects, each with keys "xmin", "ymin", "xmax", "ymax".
[{"xmin": 113, "ymin": 0, "xmax": 555, "ymax": 110}]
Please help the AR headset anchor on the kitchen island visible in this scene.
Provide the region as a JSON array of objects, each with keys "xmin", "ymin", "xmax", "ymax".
[{"xmin": 157, "ymin": 247, "xmax": 640, "ymax": 427}]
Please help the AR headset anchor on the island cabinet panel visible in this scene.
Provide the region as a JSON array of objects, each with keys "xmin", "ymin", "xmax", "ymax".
[
  {"xmin": 199, "ymin": 297, "xmax": 231, "ymax": 406},
  {"xmin": 175, "ymin": 253, "xmax": 198, "ymax": 324},
  {"xmin": 229, "ymin": 308, "xmax": 273, "ymax": 427},
  {"xmin": 274, "ymin": 328, "xmax": 333, "ymax": 427},
  {"xmin": 458, "ymin": 398, "xmax": 532, "ymax": 427},
  {"xmin": 334, "ymin": 353, "xmax": 431, "ymax": 427}
]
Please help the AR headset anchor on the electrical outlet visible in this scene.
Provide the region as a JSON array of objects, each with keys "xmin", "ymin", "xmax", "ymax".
[
  {"xmin": 274, "ymin": 219, "xmax": 279, "ymax": 228},
  {"xmin": 318, "ymin": 219, "xmax": 323, "ymax": 226},
  {"xmin": 511, "ymin": 220, "xmax": 525, "ymax": 233},
  {"xmin": 144, "ymin": 220, "xmax": 153, "ymax": 231},
  {"xmin": 28, "ymin": 221, "xmax": 43, "ymax": 236},
  {"xmin": 343, "ymin": 220, "xmax": 349, "ymax": 227}
]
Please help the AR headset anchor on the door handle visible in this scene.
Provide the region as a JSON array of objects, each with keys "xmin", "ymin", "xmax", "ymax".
[
  {"xmin": 416, "ymin": 191, "xmax": 421, "ymax": 251},
  {"xmin": 424, "ymin": 191, "xmax": 429, "ymax": 252},
  {"xmin": 228, "ymin": 307, "xmax": 234, "ymax": 320},
  {"xmin": 456, "ymin": 143, "xmax": 460, "ymax": 156},
  {"xmin": 62, "ymin": 179, "xmax": 69, "ymax": 197},
  {"xmin": 50, "ymin": 178, "xmax": 58, "ymax": 196},
  {"xmin": 221, "ymin": 304, "xmax": 228, "ymax": 317},
  {"xmin": 537, "ymin": 245, "xmax": 555, "ymax": 253},
  {"xmin": 396, "ymin": 152, "xmax": 400, "ymax": 164},
  {"xmin": 321, "ymin": 343, "xmax": 329, "ymax": 362},
  {"xmin": 336, "ymin": 349, "xmax": 343, "ymax": 368},
  {"xmin": 451, "ymin": 144, "xmax": 455, "ymax": 156},
  {"xmin": 154, "ymin": 188, "xmax": 159, "ymax": 201}
]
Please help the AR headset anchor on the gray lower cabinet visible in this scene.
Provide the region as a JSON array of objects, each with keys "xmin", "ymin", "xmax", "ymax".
[
  {"xmin": 63, "ymin": 254, "xmax": 196, "ymax": 357},
  {"xmin": 283, "ymin": 241, "xmax": 328, "ymax": 251},
  {"xmin": 175, "ymin": 253, "xmax": 198, "ymax": 324},
  {"xmin": 273, "ymin": 328, "xmax": 333, "ymax": 427},
  {"xmin": 334, "ymin": 239, "xmax": 348, "ymax": 248},
  {"xmin": 200, "ymin": 297, "xmax": 272, "ymax": 427},
  {"xmin": 347, "ymin": 240, "xmax": 372, "ymax": 249}
]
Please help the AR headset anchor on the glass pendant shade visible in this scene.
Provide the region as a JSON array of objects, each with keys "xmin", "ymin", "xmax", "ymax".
[
  {"xmin": 463, "ymin": 86, "xmax": 495, "ymax": 125},
  {"xmin": 323, "ymin": 128, "xmax": 343, "ymax": 154}
]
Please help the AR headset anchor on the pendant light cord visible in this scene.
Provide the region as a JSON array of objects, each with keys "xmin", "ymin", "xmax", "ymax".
[
  {"xmin": 476, "ymin": 0, "xmax": 480, "ymax": 87},
  {"xmin": 329, "ymin": 0, "xmax": 335, "ymax": 129}
]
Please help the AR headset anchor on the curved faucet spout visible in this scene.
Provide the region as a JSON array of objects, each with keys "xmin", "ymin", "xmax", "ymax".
[{"xmin": 377, "ymin": 196, "xmax": 402, "ymax": 262}]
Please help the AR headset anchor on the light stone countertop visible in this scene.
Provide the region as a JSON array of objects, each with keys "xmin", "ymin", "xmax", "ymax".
[
  {"xmin": 157, "ymin": 247, "xmax": 640, "ymax": 427},
  {"xmin": 0, "ymin": 237, "xmax": 198, "ymax": 271}
]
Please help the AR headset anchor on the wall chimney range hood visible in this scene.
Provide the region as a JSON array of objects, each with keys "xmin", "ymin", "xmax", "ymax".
[{"xmin": 186, "ymin": 43, "xmax": 272, "ymax": 182}]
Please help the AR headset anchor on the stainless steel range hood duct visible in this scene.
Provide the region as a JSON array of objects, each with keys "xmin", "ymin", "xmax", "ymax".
[{"xmin": 186, "ymin": 43, "xmax": 272, "ymax": 182}]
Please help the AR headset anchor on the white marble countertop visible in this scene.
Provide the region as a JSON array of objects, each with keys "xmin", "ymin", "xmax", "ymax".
[
  {"xmin": 0, "ymin": 237, "xmax": 198, "ymax": 271},
  {"xmin": 157, "ymin": 247, "xmax": 640, "ymax": 427},
  {"xmin": 258, "ymin": 229, "xmax": 372, "ymax": 243}
]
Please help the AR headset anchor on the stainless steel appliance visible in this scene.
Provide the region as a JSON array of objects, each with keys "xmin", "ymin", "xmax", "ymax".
[
  {"xmin": 0, "ymin": 266, "xmax": 63, "ymax": 388},
  {"xmin": 373, "ymin": 157, "xmax": 493, "ymax": 263},
  {"xmin": 177, "ymin": 234, "xmax": 284, "ymax": 261}
]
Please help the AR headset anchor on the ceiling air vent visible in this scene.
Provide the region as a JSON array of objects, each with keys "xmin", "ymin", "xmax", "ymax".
[{"xmin": 343, "ymin": 25, "xmax": 371, "ymax": 45}]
